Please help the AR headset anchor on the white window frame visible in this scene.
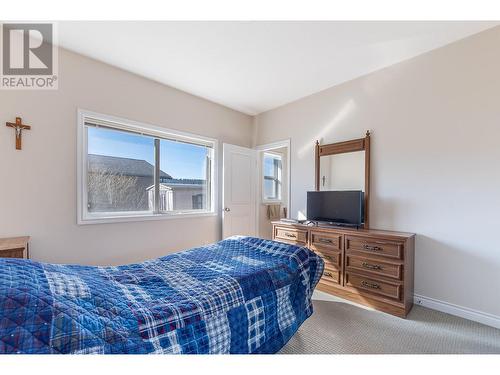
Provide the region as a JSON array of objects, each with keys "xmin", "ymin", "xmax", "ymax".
[
  {"xmin": 261, "ymin": 151, "xmax": 283, "ymax": 204},
  {"xmin": 77, "ymin": 109, "xmax": 218, "ymax": 225}
]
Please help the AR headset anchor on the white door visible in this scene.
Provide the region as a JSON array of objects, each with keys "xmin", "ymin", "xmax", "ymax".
[{"xmin": 222, "ymin": 143, "xmax": 257, "ymax": 238}]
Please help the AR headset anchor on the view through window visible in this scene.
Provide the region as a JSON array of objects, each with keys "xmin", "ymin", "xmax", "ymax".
[
  {"xmin": 84, "ymin": 120, "xmax": 214, "ymax": 219},
  {"xmin": 158, "ymin": 138, "xmax": 211, "ymax": 212},
  {"xmin": 263, "ymin": 152, "xmax": 282, "ymax": 201}
]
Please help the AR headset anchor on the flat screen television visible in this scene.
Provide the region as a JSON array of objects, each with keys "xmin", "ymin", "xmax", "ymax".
[{"xmin": 307, "ymin": 190, "xmax": 364, "ymax": 227}]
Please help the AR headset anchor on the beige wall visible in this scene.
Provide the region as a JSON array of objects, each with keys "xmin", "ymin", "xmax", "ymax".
[
  {"xmin": 254, "ymin": 27, "xmax": 500, "ymax": 317},
  {"xmin": 0, "ymin": 47, "xmax": 253, "ymax": 266}
]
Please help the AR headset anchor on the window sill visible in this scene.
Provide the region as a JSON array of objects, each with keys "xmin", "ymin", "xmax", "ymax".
[
  {"xmin": 78, "ymin": 211, "xmax": 217, "ymax": 225},
  {"xmin": 262, "ymin": 200, "xmax": 283, "ymax": 204}
]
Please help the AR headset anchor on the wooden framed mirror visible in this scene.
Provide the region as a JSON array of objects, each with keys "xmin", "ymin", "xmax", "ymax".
[{"xmin": 315, "ymin": 131, "xmax": 371, "ymax": 228}]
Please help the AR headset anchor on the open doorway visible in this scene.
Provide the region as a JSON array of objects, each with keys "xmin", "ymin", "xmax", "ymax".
[{"xmin": 255, "ymin": 140, "xmax": 290, "ymax": 239}]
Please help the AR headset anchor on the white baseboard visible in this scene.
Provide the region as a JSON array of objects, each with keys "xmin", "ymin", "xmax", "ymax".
[{"xmin": 414, "ymin": 294, "xmax": 500, "ymax": 330}]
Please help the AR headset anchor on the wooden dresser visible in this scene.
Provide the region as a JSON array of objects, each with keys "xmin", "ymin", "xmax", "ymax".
[
  {"xmin": 0, "ymin": 236, "xmax": 30, "ymax": 259},
  {"xmin": 273, "ymin": 222, "xmax": 415, "ymax": 317}
]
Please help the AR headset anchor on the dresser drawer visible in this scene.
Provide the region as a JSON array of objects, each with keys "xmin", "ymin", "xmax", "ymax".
[
  {"xmin": 320, "ymin": 267, "xmax": 341, "ymax": 286},
  {"xmin": 345, "ymin": 236, "xmax": 404, "ymax": 260},
  {"xmin": 0, "ymin": 249, "xmax": 25, "ymax": 258},
  {"xmin": 314, "ymin": 248, "xmax": 341, "ymax": 269},
  {"xmin": 345, "ymin": 255, "xmax": 402, "ymax": 280},
  {"xmin": 345, "ymin": 272, "xmax": 402, "ymax": 301},
  {"xmin": 274, "ymin": 226, "xmax": 308, "ymax": 245},
  {"xmin": 310, "ymin": 230, "xmax": 342, "ymax": 251}
]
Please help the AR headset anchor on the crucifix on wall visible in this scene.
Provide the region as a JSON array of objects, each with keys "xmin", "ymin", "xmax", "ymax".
[{"xmin": 6, "ymin": 117, "xmax": 31, "ymax": 150}]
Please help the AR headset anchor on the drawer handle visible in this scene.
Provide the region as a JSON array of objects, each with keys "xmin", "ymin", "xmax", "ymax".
[
  {"xmin": 361, "ymin": 280, "xmax": 381, "ymax": 289},
  {"xmin": 363, "ymin": 244, "xmax": 382, "ymax": 251},
  {"xmin": 362, "ymin": 262, "xmax": 382, "ymax": 271},
  {"xmin": 318, "ymin": 238, "xmax": 333, "ymax": 244},
  {"xmin": 323, "ymin": 271, "xmax": 334, "ymax": 278},
  {"xmin": 285, "ymin": 233, "xmax": 296, "ymax": 238},
  {"xmin": 324, "ymin": 255, "xmax": 335, "ymax": 262}
]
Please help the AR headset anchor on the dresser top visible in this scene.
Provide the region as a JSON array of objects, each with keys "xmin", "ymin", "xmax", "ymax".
[
  {"xmin": 272, "ymin": 221, "xmax": 415, "ymax": 239},
  {"xmin": 0, "ymin": 236, "xmax": 30, "ymax": 251}
]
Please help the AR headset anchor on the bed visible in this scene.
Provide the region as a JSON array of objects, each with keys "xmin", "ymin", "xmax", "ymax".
[{"xmin": 0, "ymin": 236, "xmax": 323, "ymax": 354}]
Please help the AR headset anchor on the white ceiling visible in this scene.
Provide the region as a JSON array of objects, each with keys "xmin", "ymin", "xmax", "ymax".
[{"xmin": 58, "ymin": 21, "xmax": 498, "ymax": 115}]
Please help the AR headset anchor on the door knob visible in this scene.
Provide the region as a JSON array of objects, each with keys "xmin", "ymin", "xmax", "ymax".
[{"xmin": 224, "ymin": 207, "xmax": 231, "ymax": 212}]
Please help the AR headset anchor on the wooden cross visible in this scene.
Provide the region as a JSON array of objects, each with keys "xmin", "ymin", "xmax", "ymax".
[{"xmin": 6, "ymin": 117, "xmax": 31, "ymax": 150}]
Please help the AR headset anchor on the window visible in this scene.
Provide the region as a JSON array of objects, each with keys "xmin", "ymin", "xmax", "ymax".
[
  {"xmin": 78, "ymin": 111, "xmax": 216, "ymax": 224},
  {"xmin": 262, "ymin": 152, "xmax": 282, "ymax": 201}
]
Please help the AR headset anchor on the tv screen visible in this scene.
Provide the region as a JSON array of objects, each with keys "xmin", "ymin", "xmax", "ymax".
[{"xmin": 307, "ymin": 191, "xmax": 364, "ymax": 226}]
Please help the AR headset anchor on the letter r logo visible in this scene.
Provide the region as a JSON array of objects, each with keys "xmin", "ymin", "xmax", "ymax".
[{"xmin": 2, "ymin": 23, "xmax": 53, "ymax": 75}]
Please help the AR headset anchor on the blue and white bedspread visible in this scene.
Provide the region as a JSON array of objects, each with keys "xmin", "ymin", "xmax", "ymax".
[{"xmin": 0, "ymin": 236, "xmax": 323, "ymax": 354}]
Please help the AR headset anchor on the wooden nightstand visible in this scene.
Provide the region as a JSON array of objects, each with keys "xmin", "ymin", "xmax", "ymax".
[{"xmin": 0, "ymin": 237, "xmax": 30, "ymax": 259}]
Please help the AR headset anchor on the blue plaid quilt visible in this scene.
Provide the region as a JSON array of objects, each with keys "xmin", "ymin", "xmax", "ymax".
[{"xmin": 0, "ymin": 236, "xmax": 323, "ymax": 354}]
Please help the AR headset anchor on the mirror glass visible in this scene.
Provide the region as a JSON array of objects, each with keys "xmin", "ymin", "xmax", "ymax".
[{"xmin": 319, "ymin": 150, "xmax": 365, "ymax": 191}]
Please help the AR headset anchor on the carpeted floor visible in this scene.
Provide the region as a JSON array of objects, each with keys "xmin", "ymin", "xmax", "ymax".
[{"xmin": 280, "ymin": 291, "xmax": 500, "ymax": 354}]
